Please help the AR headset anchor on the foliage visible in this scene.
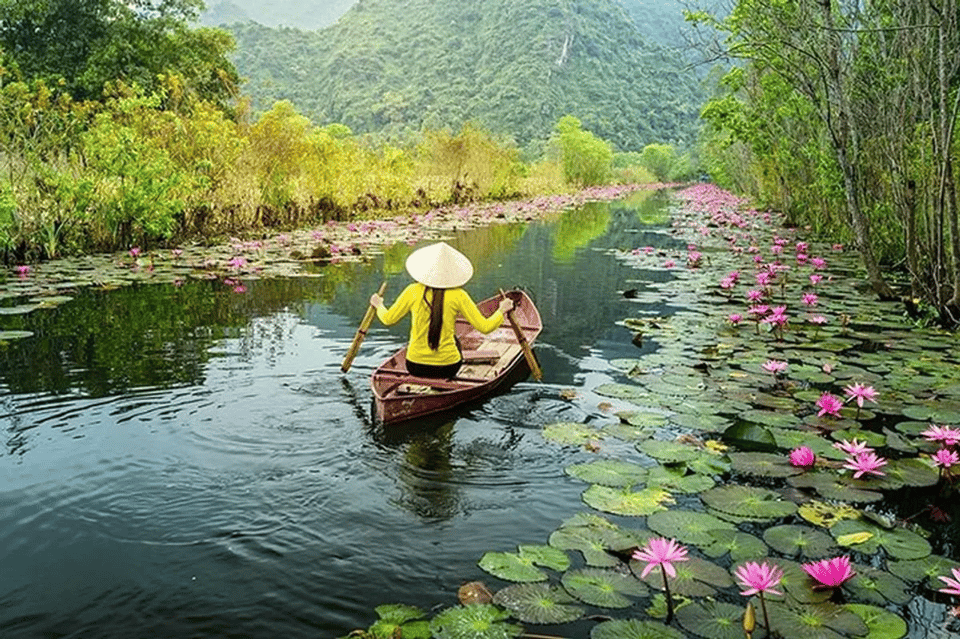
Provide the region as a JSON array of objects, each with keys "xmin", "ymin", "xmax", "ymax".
[
  {"xmin": 0, "ymin": 0, "xmax": 239, "ymax": 106},
  {"xmin": 694, "ymin": 0, "xmax": 960, "ymax": 323},
  {"xmin": 226, "ymin": 0, "xmax": 704, "ymax": 153},
  {"xmin": 553, "ymin": 115, "xmax": 613, "ymax": 187}
]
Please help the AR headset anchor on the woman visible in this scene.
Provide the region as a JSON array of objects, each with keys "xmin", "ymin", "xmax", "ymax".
[{"xmin": 370, "ymin": 241, "xmax": 513, "ymax": 379}]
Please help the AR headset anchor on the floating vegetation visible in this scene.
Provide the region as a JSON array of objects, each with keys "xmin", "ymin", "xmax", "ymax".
[
  {"xmin": 491, "ymin": 583, "xmax": 584, "ymax": 624},
  {"xmin": 560, "ymin": 567, "xmax": 649, "ymax": 608}
]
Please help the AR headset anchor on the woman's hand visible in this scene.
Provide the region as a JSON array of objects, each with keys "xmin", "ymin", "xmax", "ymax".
[
  {"xmin": 498, "ymin": 297, "xmax": 514, "ymax": 315},
  {"xmin": 370, "ymin": 293, "xmax": 384, "ymax": 309}
]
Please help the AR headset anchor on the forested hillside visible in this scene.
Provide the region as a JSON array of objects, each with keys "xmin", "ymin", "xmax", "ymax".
[
  {"xmin": 204, "ymin": 0, "xmax": 692, "ymax": 48},
  {"xmin": 226, "ymin": 0, "xmax": 704, "ymax": 153}
]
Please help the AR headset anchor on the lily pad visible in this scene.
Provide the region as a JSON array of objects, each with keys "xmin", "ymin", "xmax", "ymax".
[
  {"xmin": 721, "ymin": 422, "xmax": 777, "ymax": 452},
  {"xmin": 582, "ymin": 484, "xmax": 674, "ymax": 517},
  {"xmin": 429, "ymin": 604, "xmax": 523, "ymax": 639},
  {"xmin": 594, "ymin": 383, "xmax": 648, "ymax": 400},
  {"xmin": 517, "ymin": 545, "xmax": 570, "ymax": 572},
  {"xmin": 565, "ymin": 459, "xmax": 648, "ymax": 487},
  {"xmin": 548, "ymin": 513, "xmax": 649, "ymax": 567},
  {"xmin": 843, "ymin": 604, "xmax": 907, "ymax": 639},
  {"xmin": 635, "ymin": 555, "xmax": 734, "ymax": 597},
  {"xmin": 763, "ymin": 525, "xmax": 839, "ymax": 559},
  {"xmin": 766, "ymin": 600, "xmax": 869, "ymax": 639},
  {"xmin": 882, "ymin": 457, "xmax": 939, "ymax": 487},
  {"xmin": 368, "ymin": 604, "xmax": 430, "ymax": 639},
  {"xmin": 478, "ymin": 552, "xmax": 546, "ymax": 583},
  {"xmin": 590, "ymin": 619, "xmax": 684, "ymax": 639},
  {"xmin": 829, "ymin": 519, "xmax": 931, "ymax": 560},
  {"xmin": 646, "ymin": 465, "xmax": 716, "ymax": 493},
  {"xmin": 700, "ymin": 485, "xmax": 797, "ymax": 522},
  {"xmin": 889, "ymin": 554, "xmax": 960, "ymax": 589},
  {"xmin": 491, "ymin": 583, "xmax": 584, "ymax": 624},
  {"xmin": 560, "ymin": 567, "xmax": 648, "ymax": 608},
  {"xmin": 787, "ymin": 472, "xmax": 884, "ymax": 503},
  {"xmin": 670, "ymin": 411, "xmax": 732, "ymax": 431},
  {"xmin": 647, "ymin": 510, "xmax": 735, "ymax": 546},
  {"xmin": 542, "ymin": 422, "xmax": 603, "ymax": 446},
  {"xmin": 845, "ymin": 565, "xmax": 911, "ymax": 605},
  {"xmin": 637, "ymin": 439, "xmax": 702, "ymax": 463},
  {"xmin": 729, "ymin": 452, "xmax": 803, "ymax": 478},
  {"xmin": 675, "ymin": 600, "xmax": 748, "ymax": 639},
  {"xmin": 699, "ymin": 529, "xmax": 768, "ymax": 563},
  {"xmin": 797, "ymin": 500, "xmax": 862, "ymax": 528}
]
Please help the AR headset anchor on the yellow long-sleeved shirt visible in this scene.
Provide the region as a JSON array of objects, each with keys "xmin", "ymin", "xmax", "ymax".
[{"xmin": 376, "ymin": 283, "xmax": 504, "ymax": 365}]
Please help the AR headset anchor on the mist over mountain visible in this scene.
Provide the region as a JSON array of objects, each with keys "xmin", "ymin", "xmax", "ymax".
[
  {"xmin": 200, "ymin": 0, "xmax": 357, "ymax": 30},
  {"xmin": 203, "ymin": 0, "xmax": 692, "ymax": 48},
  {"xmin": 223, "ymin": 0, "xmax": 705, "ymax": 153}
]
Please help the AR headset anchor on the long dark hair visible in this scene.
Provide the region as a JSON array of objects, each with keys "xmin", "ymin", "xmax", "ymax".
[{"xmin": 425, "ymin": 287, "xmax": 445, "ymax": 350}]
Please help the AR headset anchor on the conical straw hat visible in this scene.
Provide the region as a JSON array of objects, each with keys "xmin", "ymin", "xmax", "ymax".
[{"xmin": 405, "ymin": 241, "xmax": 474, "ymax": 289}]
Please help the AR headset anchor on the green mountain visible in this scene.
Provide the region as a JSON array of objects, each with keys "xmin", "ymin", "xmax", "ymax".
[{"xmin": 226, "ymin": 0, "xmax": 704, "ymax": 153}]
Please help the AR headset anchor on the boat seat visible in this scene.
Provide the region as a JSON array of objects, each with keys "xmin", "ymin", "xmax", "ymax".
[
  {"xmin": 456, "ymin": 343, "xmax": 522, "ymax": 381},
  {"xmin": 461, "ymin": 349, "xmax": 501, "ymax": 364}
]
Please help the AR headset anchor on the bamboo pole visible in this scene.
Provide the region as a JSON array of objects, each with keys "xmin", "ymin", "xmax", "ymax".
[
  {"xmin": 341, "ymin": 281, "xmax": 387, "ymax": 373},
  {"xmin": 500, "ymin": 289, "xmax": 543, "ymax": 381}
]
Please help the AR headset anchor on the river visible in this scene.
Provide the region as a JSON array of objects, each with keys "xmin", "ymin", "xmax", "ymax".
[{"xmin": 0, "ymin": 190, "xmax": 678, "ymax": 638}]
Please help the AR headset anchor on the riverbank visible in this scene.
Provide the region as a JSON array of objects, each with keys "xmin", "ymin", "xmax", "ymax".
[{"xmin": 2, "ymin": 184, "xmax": 664, "ymax": 309}]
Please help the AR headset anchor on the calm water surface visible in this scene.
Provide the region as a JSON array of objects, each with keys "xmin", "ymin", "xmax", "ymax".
[{"xmin": 0, "ymin": 193, "xmax": 680, "ymax": 638}]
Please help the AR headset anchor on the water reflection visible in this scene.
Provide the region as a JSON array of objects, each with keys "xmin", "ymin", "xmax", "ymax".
[{"xmin": 0, "ymin": 191, "xmax": 680, "ymax": 638}]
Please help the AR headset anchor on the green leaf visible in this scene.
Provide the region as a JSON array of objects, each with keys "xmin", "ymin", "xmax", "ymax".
[
  {"xmin": 478, "ymin": 551, "xmax": 546, "ymax": 582},
  {"xmin": 518, "ymin": 545, "xmax": 570, "ymax": 572},
  {"xmin": 647, "ymin": 509, "xmax": 736, "ymax": 546},
  {"xmin": 699, "ymin": 529, "xmax": 768, "ymax": 563},
  {"xmin": 590, "ymin": 619, "xmax": 685, "ymax": 639},
  {"xmin": 637, "ymin": 439, "xmax": 702, "ymax": 463},
  {"xmin": 729, "ymin": 451, "xmax": 802, "ymax": 477},
  {"xmin": 766, "ymin": 600, "xmax": 868, "ymax": 639},
  {"xmin": 763, "ymin": 525, "xmax": 839, "ymax": 559},
  {"xmin": 676, "ymin": 600, "xmax": 748, "ymax": 639},
  {"xmin": 829, "ymin": 520, "xmax": 931, "ymax": 560},
  {"xmin": 542, "ymin": 422, "xmax": 603, "ymax": 446},
  {"xmin": 491, "ymin": 583, "xmax": 584, "ymax": 624},
  {"xmin": 561, "ymin": 567, "xmax": 648, "ymax": 608},
  {"xmin": 565, "ymin": 459, "xmax": 649, "ymax": 487},
  {"xmin": 635, "ymin": 556, "xmax": 733, "ymax": 597},
  {"xmin": 429, "ymin": 605, "xmax": 523, "ymax": 639},
  {"xmin": 700, "ymin": 485, "xmax": 797, "ymax": 522},
  {"xmin": 582, "ymin": 484, "xmax": 674, "ymax": 516},
  {"xmin": 843, "ymin": 604, "xmax": 907, "ymax": 639}
]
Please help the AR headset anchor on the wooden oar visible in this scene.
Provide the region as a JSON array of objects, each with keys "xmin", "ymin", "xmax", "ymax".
[
  {"xmin": 341, "ymin": 281, "xmax": 387, "ymax": 373},
  {"xmin": 500, "ymin": 289, "xmax": 543, "ymax": 381}
]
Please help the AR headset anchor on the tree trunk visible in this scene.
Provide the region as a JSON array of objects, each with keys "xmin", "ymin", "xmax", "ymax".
[{"xmin": 819, "ymin": 0, "xmax": 895, "ymax": 299}]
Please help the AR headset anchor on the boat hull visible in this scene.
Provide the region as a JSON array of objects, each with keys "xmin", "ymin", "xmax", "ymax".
[{"xmin": 371, "ymin": 289, "xmax": 542, "ymax": 425}]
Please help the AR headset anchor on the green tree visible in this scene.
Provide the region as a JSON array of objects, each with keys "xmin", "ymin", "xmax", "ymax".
[
  {"xmin": 0, "ymin": 0, "xmax": 239, "ymax": 107},
  {"xmin": 552, "ymin": 115, "xmax": 613, "ymax": 187}
]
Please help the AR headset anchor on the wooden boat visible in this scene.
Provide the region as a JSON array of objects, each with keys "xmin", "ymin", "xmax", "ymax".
[{"xmin": 371, "ymin": 289, "xmax": 542, "ymax": 424}]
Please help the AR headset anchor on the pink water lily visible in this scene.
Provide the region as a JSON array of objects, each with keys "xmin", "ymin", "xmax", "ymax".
[
  {"xmin": 922, "ymin": 425, "xmax": 960, "ymax": 447},
  {"xmin": 802, "ymin": 292, "xmax": 819, "ymax": 306},
  {"xmin": 632, "ymin": 537, "xmax": 689, "ymax": 579},
  {"xmin": 633, "ymin": 537, "xmax": 689, "ymax": 625},
  {"xmin": 843, "ymin": 451, "xmax": 887, "ymax": 479},
  {"xmin": 833, "ymin": 438, "xmax": 874, "ymax": 456},
  {"xmin": 802, "ymin": 556, "xmax": 855, "ymax": 589},
  {"xmin": 939, "ymin": 567, "xmax": 960, "ymax": 596},
  {"xmin": 789, "ymin": 446, "xmax": 816, "ymax": 468},
  {"xmin": 728, "ymin": 313, "xmax": 743, "ymax": 325},
  {"xmin": 762, "ymin": 360, "xmax": 788, "ymax": 376},
  {"xmin": 932, "ymin": 448, "xmax": 960, "ymax": 469},
  {"xmin": 844, "ymin": 383, "xmax": 878, "ymax": 408},
  {"xmin": 816, "ymin": 393, "xmax": 843, "ymax": 418},
  {"xmin": 734, "ymin": 561, "xmax": 784, "ymax": 596}
]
